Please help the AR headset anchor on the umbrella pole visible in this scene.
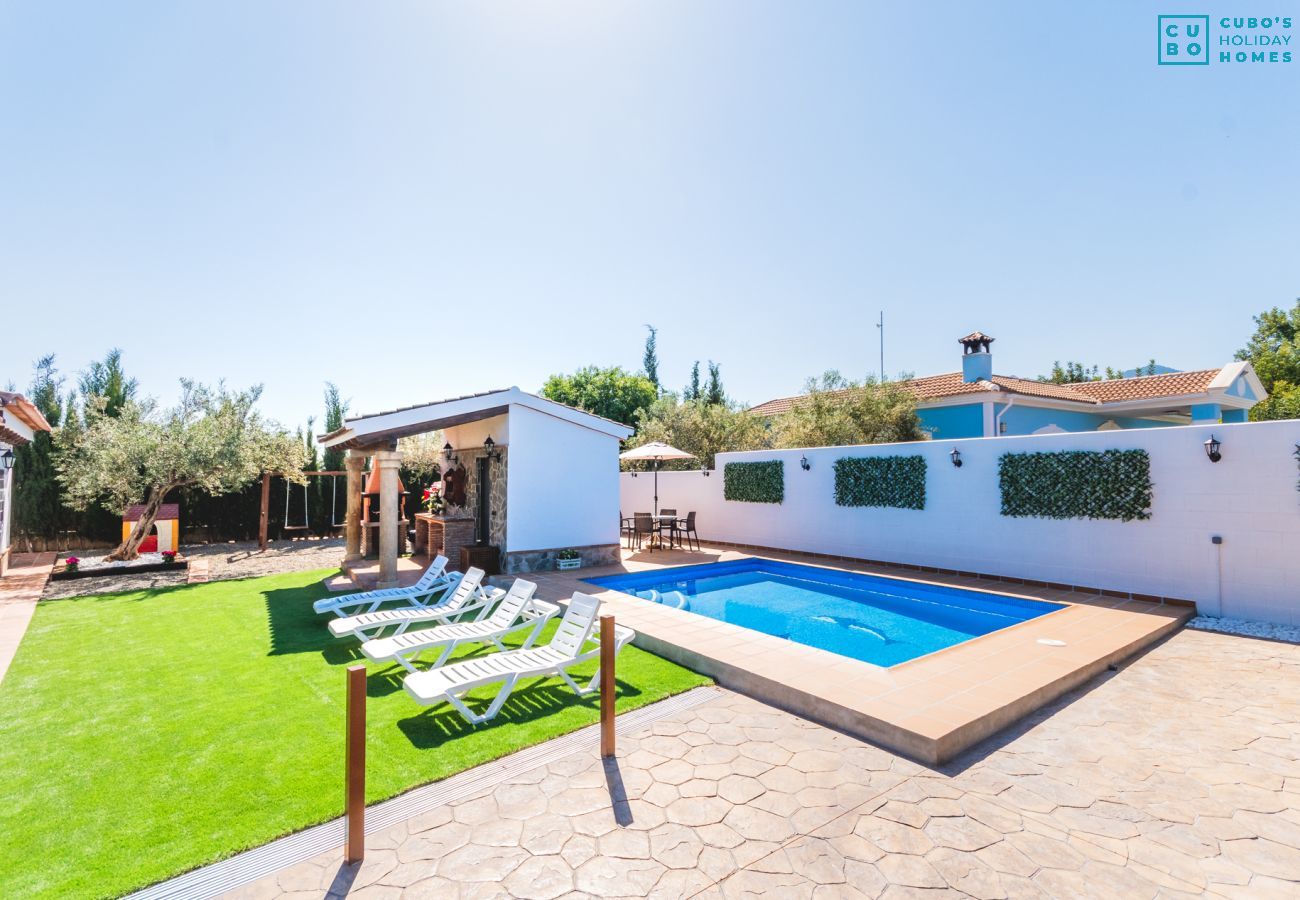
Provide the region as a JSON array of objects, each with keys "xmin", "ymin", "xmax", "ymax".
[{"xmin": 653, "ymin": 460, "xmax": 659, "ymax": 519}]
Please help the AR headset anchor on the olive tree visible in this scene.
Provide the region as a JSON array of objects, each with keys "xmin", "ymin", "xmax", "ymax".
[
  {"xmin": 774, "ymin": 371, "xmax": 925, "ymax": 448},
  {"xmin": 58, "ymin": 381, "xmax": 305, "ymax": 560}
]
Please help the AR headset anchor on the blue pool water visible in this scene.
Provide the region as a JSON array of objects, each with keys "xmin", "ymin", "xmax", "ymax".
[{"xmin": 586, "ymin": 558, "xmax": 1063, "ymax": 667}]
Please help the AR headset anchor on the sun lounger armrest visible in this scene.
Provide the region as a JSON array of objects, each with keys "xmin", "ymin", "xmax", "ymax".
[{"xmin": 526, "ymin": 600, "xmax": 563, "ymax": 621}]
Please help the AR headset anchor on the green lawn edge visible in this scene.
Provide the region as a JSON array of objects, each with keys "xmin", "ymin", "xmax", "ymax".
[{"xmin": 0, "ymin": 568, "xmax": 710, "ymax": 898}]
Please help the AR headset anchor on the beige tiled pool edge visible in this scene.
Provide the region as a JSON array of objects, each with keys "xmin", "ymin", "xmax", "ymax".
[{"xmin": 510, "ymin": 545, "xmax": 1194, "ymax": 766}]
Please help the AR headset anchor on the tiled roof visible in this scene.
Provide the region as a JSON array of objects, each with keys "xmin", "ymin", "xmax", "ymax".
[
  {"xmin": 1067, "ymin": 369, "xmax": 1218, "ymax": 403},
  {"xmin": 748, "ymin": 367, "xmax": 1225, "ymax": 416},
  {"xmin": 0, "ymin": 391, "xmax": 53, "ymax": 434},
  {"xmin": 124, "ymin": 503, "xmax": 180, "ymax": 521}
]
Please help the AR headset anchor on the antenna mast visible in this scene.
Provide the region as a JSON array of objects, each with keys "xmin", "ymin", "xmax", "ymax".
[{"xmin": 876, "ymin": 311, "xmax": 885, "ymax": 382}]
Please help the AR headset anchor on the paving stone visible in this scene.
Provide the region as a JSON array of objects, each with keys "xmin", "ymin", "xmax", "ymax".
[
  {"xmin": 855, "ymin": 816, "xmax": 935, "ymax": 855},
  {"xmin": 573, "ymin": 856, "xmax": 666, "ymax": 896},
  {"xmin": 924, "ymin": 815, "xmax": 1003, "ymax": 852},
  {"xmin": 875, "ymin": 853, "xmax": 946, "ymax": 889},
  {"xmin": 717, "ymin": 774, "xmax": 765, "ymax": 805},
  {"xmin": 723, "ymin": 804, "xmax": 797, "ymax": 843},
  {"xmin": 1220, "ymin": 836, "xmax": 1300, "ymax": 880},
  {"xmin": 666, "ymin": 795, "xmax": 731, "ymax": 827},
  {"xmin": 234, "ymin": 629, "xmax": 1300, "ymax": 900},
  {"xmin": 519, "ymin": 812, "xmax": 575, "ymax": 855},
  {"xmin": 435, "ymin": 843, "xmax": 527, "ymax": 882},
  {"xmin": 503, "ymin": 854, "xmax": 574, "ymax": 900}
]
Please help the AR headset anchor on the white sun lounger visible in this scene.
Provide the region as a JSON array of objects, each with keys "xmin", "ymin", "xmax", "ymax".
[
  {"xmin": 402, "ymin": 592, "xmax": 636, "ymax": 725},
  {"xmin": 360, "ymin": 579, "xmax": 560, "ymax": 673},
  {"xmin": 327, "ymin": 567, "xmax": 503, "ymax": 642},
  {"xmin": 313, "ymin": 555, "xmax": 456, "ymax": 617}
]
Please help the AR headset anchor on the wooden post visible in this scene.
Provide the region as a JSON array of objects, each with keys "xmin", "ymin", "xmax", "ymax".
[
  {"xmin": 258, "ymin": 472, "xmax": 270, "ymax": 552},
  {"xmin": 600, "ymin": 614, "xmax": 616, "ymax": 758},
  {"xmin": 345, "ymin": 664, "xmax": 366, "ymax": 863}
]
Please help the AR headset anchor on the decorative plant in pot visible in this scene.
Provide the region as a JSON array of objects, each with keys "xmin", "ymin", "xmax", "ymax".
[
  {"xmin": 422, "ymin": 484, "xmax": 445, "ymax": 515},
  {"xmin": 161, "ymin": 550, "xmax": 178, "ymax": 565},
  {"xmin": 555, "ymin": 549, "xmax": 582, "ymax": 571},
  {"xmin": 64, "ymin": 556, "xmax": 80, "ymax": 573}
]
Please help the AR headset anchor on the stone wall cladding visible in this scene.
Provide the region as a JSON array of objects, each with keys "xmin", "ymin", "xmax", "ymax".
[
  {"xmin": 448, "ymin": 447, "xmax": 508, "ymax": 550},
  {"xmin": 503, "ymin": 543, "xmax": 620, "ymax": 574}
]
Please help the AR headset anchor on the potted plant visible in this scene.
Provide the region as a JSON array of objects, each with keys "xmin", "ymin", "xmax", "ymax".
[
  {"xmin": 161, "ymin": 550, "xmax": 178, "ymax": 565},
  {"xmin": 64, "ymin": 556, "xmax": 80, "ymax": 574},
  {"xmin": 555, "ymin": 549, "xmax": 582, "ymax": 571},
  {"xmin": 422, "ymin": 484, "xmax": 445, "ymax": 515}
]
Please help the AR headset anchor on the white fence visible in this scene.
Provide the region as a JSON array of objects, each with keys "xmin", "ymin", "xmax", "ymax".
[{"xmin": 620, "ymin": 420, "xmax": 1300, "ymax": 626}]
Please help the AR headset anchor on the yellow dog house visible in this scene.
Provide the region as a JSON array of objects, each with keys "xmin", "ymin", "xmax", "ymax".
[{"xmin": 122, "ymin": 503, "xmax": 180, "ymax": 554}]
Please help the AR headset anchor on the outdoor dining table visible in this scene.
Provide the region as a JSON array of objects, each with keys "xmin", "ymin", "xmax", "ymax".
[{"xmin": 623, "ymin": 515, "xmax": 687, "ymax": 551}]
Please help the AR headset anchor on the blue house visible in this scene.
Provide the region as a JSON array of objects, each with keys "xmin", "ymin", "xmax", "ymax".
[{"xmin": 750, "ymin": 332, "xmax": 1265, "ymax": 439}]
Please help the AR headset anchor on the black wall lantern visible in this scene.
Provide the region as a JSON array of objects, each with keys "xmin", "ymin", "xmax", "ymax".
[
  {"xmin": 483, "ymin": 435, "xmax": 503, "ymax": 462},
  {"xmin": 701, "ymin": 467, "xmax": 710, "ymax": 477},
  {"xmin": 442, "ymin": 442, "xmax": 455, "ymax": 463},
  {"xmin": 0, "ymin": 447, "xmax": 14, "ymax": 471},
  {"xmin": 950, "ymin": 448, "xmax": 963, "ymax": 468},
  {"xmin": 799, "ymin": 455, "xmax": 811, "ymax": 471},
  {"xmin": 1204, "ymin": 435, "xmax": 1222, "ymax": 463}
]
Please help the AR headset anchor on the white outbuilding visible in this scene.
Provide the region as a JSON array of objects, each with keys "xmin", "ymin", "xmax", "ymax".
[
  {"xmin": 0, "ymin": 391, "xmax": 53, "ymax": 576},
  {"xmin": 319, "ymin": 387, "xmax": 632, "ymax": 587}
]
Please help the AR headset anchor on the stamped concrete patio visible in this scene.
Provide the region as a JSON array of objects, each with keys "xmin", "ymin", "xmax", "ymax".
[{"xmin": 227, "ymin": 626, "xmax": 1300, "ymax": 899}]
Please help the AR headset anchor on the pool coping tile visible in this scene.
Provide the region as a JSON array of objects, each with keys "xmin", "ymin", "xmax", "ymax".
[{"xmin": 508, "ymin": 544, "xmax": 1193, "ymax": 766}]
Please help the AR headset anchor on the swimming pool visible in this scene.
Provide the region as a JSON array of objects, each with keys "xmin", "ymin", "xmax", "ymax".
[{"xmin": 586, "ymin": 558, "xmax": 1063, "ymax": 667}]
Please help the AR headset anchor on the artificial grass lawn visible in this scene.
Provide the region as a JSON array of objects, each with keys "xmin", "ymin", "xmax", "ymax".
[{"xmin": 0, "ymin": 569, "xmax": 709, "ymax": 899}]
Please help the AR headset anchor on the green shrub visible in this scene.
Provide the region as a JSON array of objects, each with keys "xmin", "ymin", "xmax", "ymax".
[
  {"xmin": 999, "ymin": 449, "xmax": 1152, "ymax": 521},
  {"xmin": 723, "ymin": 461, "xmax": 784, "ymax": 504},
  {"xmin": 833, "ymin": 455, "xmax": 926, "ymax": 510}
]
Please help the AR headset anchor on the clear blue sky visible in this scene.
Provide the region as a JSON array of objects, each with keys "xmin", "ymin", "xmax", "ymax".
[{"xmin": 4, "ymin": 2, "xmax": 1297, "ymax": 429}]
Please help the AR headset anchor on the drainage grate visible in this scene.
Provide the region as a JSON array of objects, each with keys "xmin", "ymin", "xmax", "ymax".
[{"xmin": 127, "ymin": 685, "xmax": 724, "ymax": 900}]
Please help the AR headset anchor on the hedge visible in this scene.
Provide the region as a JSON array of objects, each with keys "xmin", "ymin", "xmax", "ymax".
[
  {"xmin": 998, "ymin": 449, "xmax": 1152, "ymax": 521},
  {"xmin": 834, "ymin": 456, "xmax": 926, "ymax": 510},
  {"xmin": 723, "ymin": 461, "xmax": 784, "ymax": 504}
]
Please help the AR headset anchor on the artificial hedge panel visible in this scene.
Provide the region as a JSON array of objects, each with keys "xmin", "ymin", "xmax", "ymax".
[
  {"xmin": 998, "ymin": 449, "xmax": 1153, "ymax": 521},
  {"xmin": 723, "ymin": 461, "xmax": 784, "ymax": 504},
  {"xmin": 834, "ymin": 456, "xmax": 926, "ymax": 510}
]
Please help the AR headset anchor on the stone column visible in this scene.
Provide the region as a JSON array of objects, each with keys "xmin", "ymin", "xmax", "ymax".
[
  {"xmin": 344, "ymin": 452, "xmax": 365, "ymax": 563},
  {"xmin": 374, "ymin": 449, "xmax": 404, "ymax": 589}
]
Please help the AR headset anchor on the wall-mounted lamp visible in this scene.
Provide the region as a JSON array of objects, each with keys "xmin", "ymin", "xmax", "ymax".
[
  {"xmin": 1204, "ymin": 434, "xmax": 1222, "ymax": 463},
  {"xmin": 483, "ymin": 435, "xmax": 503, "ymax": 462},
  {"xmin": 800, "ymin": 455, "xmax": 811, "ymax": 471},
  {"xmin": 950, "ymin": 448, "xmax": 963, "ymax": 468},
  {"xmin": 0, "ymin": 448, "xmax": 14, "ymax": 471},
  {"xmin": 442, "ymin": 442, "xmax": 455, "ymax": 463},
  {"xmin": 701, "ymin": 467, "xmax": 711, "ymax": 477},
  {"xmin": 629, "ymin": 470, "xmax": 638, "ymax": 478}
]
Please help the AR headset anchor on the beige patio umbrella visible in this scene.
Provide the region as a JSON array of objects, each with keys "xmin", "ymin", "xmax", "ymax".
[{"xmin": 619, "ymin": 442, "xmax": 695, "ymax": 517}]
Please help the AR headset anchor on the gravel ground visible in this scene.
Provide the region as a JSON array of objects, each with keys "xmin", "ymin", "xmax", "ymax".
[
  {"xmin": 1189, "ymin": 614, "xmax": 1300, "ymax": 644},
  {"xmin": 184, "ymin": 538, "xmax": 345, "ymax": 581},
  {"xmin": 41, "ymin": 538, "xmax": 345, "ymax": 600}
]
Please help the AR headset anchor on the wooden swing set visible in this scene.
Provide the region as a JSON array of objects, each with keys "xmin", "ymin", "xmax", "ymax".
[{"xmin": 257, "ymin": 470, "xmax": 347, "ymax": 551}]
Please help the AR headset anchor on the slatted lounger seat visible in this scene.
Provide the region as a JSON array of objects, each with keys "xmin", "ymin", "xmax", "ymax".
[
  {"xmin": 360, "ymin": 579, "xmax": 559, "ymax": 672},
  {"xmin": 327, "ymin": 567, "xmax": 502, "ymax": 642},
  {"xmin": 313, "ymin": 555, "xmax": 456, "ymax": 617},
  {"xmin": 402, "ymin": 592, "xmax": 636, "ymax": 725}
]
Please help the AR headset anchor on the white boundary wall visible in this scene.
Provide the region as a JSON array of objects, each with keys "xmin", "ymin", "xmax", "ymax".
[{"xmin": 620, "ymin": 420, "xmax": 1300, "ymax": 626}]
